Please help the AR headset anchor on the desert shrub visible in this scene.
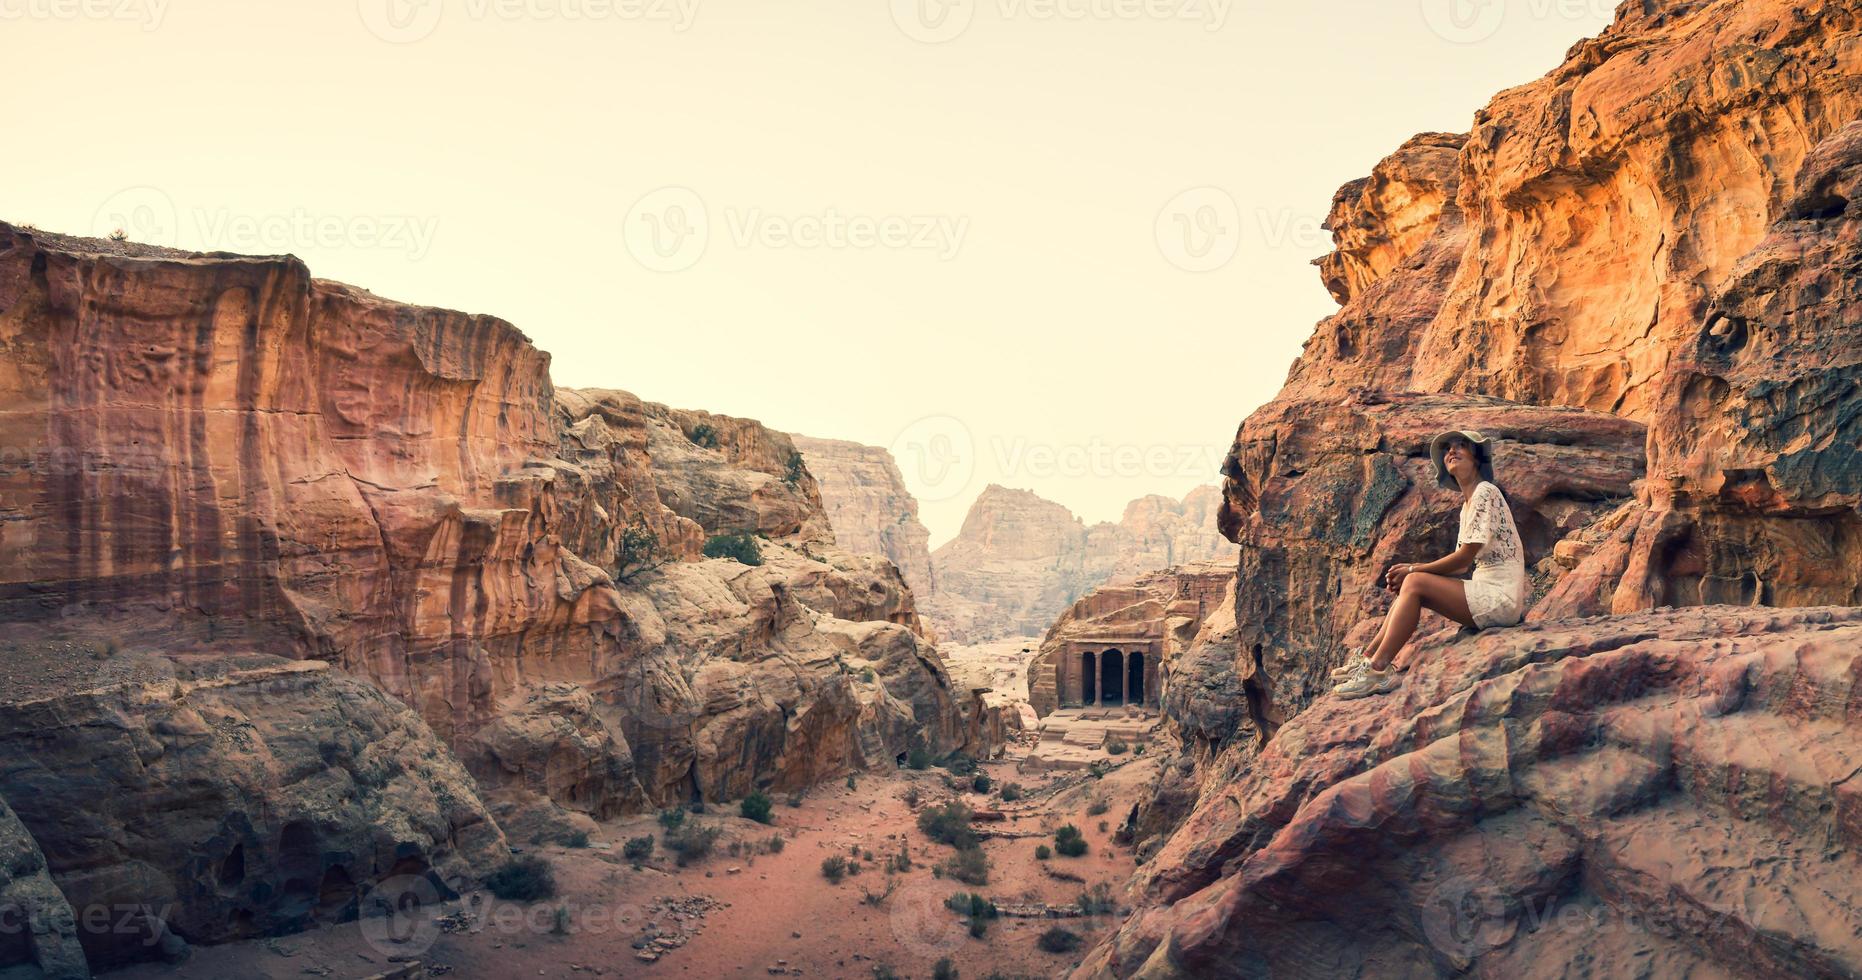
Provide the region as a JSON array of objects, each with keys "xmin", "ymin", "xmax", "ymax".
[
  {"xmin": 563, "ymin": 830, "xmax": 590, "ymax": 849},
  {"xmin": 998, "ymin": 782, "xmax": 1024, "ymax": 802},
  {"xmin": 1054, "ymin": 824, "xmax": 1088, "ymax": 858},
  {"xmin": 614, "ymin": 519, "xmax": 668, "ymax": 583},
  {"xmin": 1105, "ymin": 735, "xmax": 1128, "ymax": 755},
  {"xmin": 938, "ymin": 847, "xmax": 991, "ymax": 886},
  {"xmin": 907, "ymin": 747, "xmax": 933, "ymax": 770},
  {"xmin": 783, "ymin": 451, "xmax": 806, "ymax": 487},
  {"xmin": 622, "ymin": 836, "xmax": 655, "ymax": 861},
  {"xmin": 888, "ymin": 843, "xmax": 913, "ymax": 873},
  {"xmin": 551, "ymin": 905, "xmax": 570, "ymax": 935},
  {"xmin": 658, "ymin": 807, "xmax": 686, "ymax": 831},
  {"xmin": 485, "ymin": 856, "xmax": 557, "ymax": 902},
  {"xmin": 846, "ymin": 773, "xmax": 858, "ymax": 791},
  {"xmin": 1035, "ymin": 844, "xmax": 1052, "ymax": 861},
  {"xmin": 934, "ymin": 958, "xmax": 958, "ymax": 980},
  {"xmin": 1077, "ymin": 882, "xmax": 1116, "ymax": 915},
  {"xmin": 688, "ymin": 423, "xmax": 719, "ymax": 449},
  {"xmin": 946, "ymin": 892, "xmax": 997, "ymax": 937},
  {"xmin": 1038, "ymin": 927, "xmax": 1082, "ymax": 953},
  {"xmin": 939, "ymin": 754, "xmax": 977, "ymax": 776},
  {"xmin": 703, "ymin": 533, "xmax": 762, "ymax": 566},
  {"xmin": 765, "ymin": 834, "xmax": 786, "ymax": 854},
  {"xmin": 872, "ymin": 966, "xmax": 900, "ymax": 980},
  {"xmin": 917, "ymin": 801, "xmax": 976, "ymax": 849},
  {"xmin": 1134, "ymin": 743, "xmax": 1146, "ymax": 755},
  {"xmin": 666, "ymin": 823, "xmax": 721, "ymax": 866},
  {"xmin": 903, "ymin": 786, "xmax": 922, "ymax": 808},
  {"xmin": 860, "ymin": 666, "xmax": 877, "ymax": 683},
  {"xmin": 821, "ymin": 855, "xmax": 849, "ymax": 884},
  {"xmin": 860, "ymin": 876, "xmax": 898, "ymax": 907},
  {"xmin": 971, "ymin": 773, "xmax": 992, "ymax": 794},
  {"xmin": 740, "ymin": 791, "xmax": 774, "ymax": 824},
  {"xmin": 1087, "ymin": 795, "xmax": 1111, "ymax": 816}
]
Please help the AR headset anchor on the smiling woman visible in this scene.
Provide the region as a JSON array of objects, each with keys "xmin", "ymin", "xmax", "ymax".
[{"xmin": 1331, "ymin": 429, "xmax": 1530, "ymax": 700}]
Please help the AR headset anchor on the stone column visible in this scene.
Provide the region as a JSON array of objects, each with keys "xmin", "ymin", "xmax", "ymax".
[{"xmin": 1092, "ymin": 651, "xmax": 1102, "ymax": 707}]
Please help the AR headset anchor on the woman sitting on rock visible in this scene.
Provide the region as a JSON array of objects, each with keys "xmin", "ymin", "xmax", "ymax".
[{"xmin": 1332, "ymin": 430, "xmax": 1529, "ymax": 700}]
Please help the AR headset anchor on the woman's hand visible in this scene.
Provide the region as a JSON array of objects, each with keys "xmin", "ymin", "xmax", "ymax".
[{"xmin": 1385, "ymin": 563, "xmax": 1413, "ymax": 589}]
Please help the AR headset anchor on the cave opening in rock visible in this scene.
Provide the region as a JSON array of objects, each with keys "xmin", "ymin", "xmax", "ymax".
[
  {"xmin": 1100, "ymin": 650, "xmax": 1124, "ymax": 706},
  {"xmin": 1128, "ymin": 651, "xmax": 1145, "ymax": 705},
  {"xmin": 1079, "ymin": 651, "xmax": 1096, "ymax": 705}
]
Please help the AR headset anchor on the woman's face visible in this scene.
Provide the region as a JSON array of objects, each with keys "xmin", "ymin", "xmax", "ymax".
[{"xmin": 1444, "ymin": 442, "xmax": 1477, "ymax": 481}]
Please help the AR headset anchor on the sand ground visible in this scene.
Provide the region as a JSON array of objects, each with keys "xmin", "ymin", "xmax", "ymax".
[{"xmin": 105, "ymin": 739, "xmax": 1159, "ymax": 980}]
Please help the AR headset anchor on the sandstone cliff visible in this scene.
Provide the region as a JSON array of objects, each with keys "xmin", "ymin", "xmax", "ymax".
[
  {"xmin": 789, "ymin": 434, "xmax": 938, "ymax": 601},
  {"xmin": 0, "ymin": 223, "xmax": 1001, "ymax": 968},
  {"xmin": 1092, "ymin": 2, "xmax": 1862, "ymax": 975},
  {"xmin": 928, "ymin": 484, "xmax": 1235, "ymax": 643}
]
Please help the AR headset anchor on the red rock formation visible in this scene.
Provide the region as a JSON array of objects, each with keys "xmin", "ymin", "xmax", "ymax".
[
  {"xmin": 0, "ymin": 659, "xmax": 507, "ymax": 971},
  {"xmin": 1098, "ymin": 3, "xmax": 1862, "ymax": 975},
  {"xmin": 929, "ymin": 484, "xmax": 1235, "ymax": 642},
  {"xmin": 1084, "ymin": 607, "xmax": 1862, "ymax": 978},
  {"xmin": 790, "ymin": 435, "xmax": 938, "ymax": 602},
  {"xmin": 0, "ymin": 223, "xmax": 1004, "ymax": 966}
]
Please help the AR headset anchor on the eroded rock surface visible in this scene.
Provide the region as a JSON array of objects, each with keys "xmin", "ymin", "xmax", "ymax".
[
  {"xmin": 0, "ymin": 224, "xmax": 1003, "ymax": 967},
  {"xmin": 0, "ymin": 659, "xmax": 508, "ymax": 971},
  {"xmin": 1104, "ymin": 3, "xmax": 1862, "ymax": 976},
  {"xmin": 790, "ymin": 435, "xmax": 938, "ymax": 602},
  {"xmin": 0, "ymin": 795, "xmax": 87, "ymax": 979},
  {"xmin": 1082, "ymin": 607, "xmax": 1862, "ymax": 978}
]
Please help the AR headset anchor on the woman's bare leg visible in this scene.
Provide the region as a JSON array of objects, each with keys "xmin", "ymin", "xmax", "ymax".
[{"xmin": 1368, "ymin": 573, "xmax": 1475, "ymax": 671}]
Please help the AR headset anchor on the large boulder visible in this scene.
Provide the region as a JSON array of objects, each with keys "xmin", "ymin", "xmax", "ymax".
[
  {"xmin": 0, "ymin": 659, "xmax": 507, "ymax": 970},
  {"xmin": 1079, "ymin": 606, "xmax": 1862, "ymax": 979}
]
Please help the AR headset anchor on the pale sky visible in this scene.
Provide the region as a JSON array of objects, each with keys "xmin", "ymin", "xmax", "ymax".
[{"xmin": 7, "ymin": 0, "xmax": 1616, "ymax": 546}]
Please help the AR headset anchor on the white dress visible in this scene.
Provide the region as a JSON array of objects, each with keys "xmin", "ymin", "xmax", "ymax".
[{"xmin": 1458, "ymin": 481, "xmax": 1529, "ymax": 628}]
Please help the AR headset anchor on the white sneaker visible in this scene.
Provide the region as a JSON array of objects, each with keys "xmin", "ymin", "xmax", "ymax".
[
  {"xmin": 1334, "ymin": 665, "xmax": 1401, "ymax": 700},
  {"xmin": 1330, "ymin": 655, "xmax": 1370, "ymax": 680}
]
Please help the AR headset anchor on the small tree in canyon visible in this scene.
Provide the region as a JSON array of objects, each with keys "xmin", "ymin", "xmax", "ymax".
[{"xmin": 614, "ymin": 519, "xmax": 670, "ymax": 583}]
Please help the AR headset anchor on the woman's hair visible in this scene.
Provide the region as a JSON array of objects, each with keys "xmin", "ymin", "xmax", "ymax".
[{"xmin": 1440, "ymin": 433, "xmax": 1502, "ymax": 492}]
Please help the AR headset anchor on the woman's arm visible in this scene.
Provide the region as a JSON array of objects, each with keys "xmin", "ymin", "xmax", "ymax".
[{"xmin": 1387, "ymin": 543, "xmax": 1482, "ymax": 584}]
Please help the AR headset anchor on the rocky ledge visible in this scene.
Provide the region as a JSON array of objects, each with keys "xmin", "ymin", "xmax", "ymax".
[{"xmin": 1081, "ymin": 605, "xmax": 1862, "ymax": 978}]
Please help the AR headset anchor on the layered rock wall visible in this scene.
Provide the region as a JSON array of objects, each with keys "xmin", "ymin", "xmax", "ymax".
[
  {"xmin": 1097, "ymin": 2, "xmax": 1862, "ymax": 975},
  {"xmin": 0, "ymin": 224, "xmax": 1003, "ymax": 967},
  {"xmin": 790, "ymin": 435, "xmax": 937, "ymax": 601}
]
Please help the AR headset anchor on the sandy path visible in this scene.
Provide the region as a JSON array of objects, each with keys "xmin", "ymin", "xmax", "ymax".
[{"xmin": 105, "ymin": 749, "xmax": 1159, "ymax": 980}]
